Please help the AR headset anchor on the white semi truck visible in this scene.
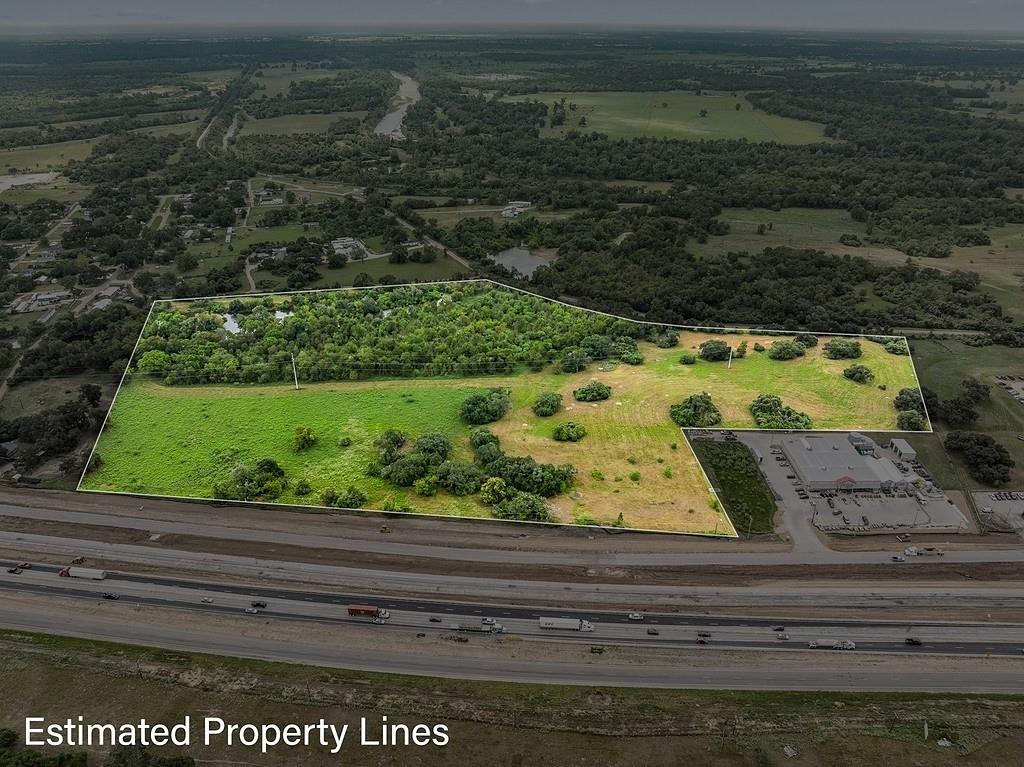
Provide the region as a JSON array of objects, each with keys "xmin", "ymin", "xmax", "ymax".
[
  {"xmin": 58, "ymin": 567, "xmax": 107, "ymax": 580},
  {"xmin": 538, "ymin": 616, "xmax": 594, "ymax": 632}
]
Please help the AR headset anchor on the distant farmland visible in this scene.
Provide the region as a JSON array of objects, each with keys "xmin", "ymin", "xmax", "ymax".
[{"xmin": 506, "ymin": 91, "xmax": 830, "ymax": 143}]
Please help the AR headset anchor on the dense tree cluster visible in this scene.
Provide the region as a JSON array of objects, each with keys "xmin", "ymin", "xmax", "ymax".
[
  {"xmin": 843, "ymin": 364, "xmax": 874, "ymax": 384},
  {"xmin": 552, "ymin": 421, "xmax": 587, "ymax": 442},
  {"xmin": 944, "ymin": 431, "xmax": 1015, "ymax": 485},
  {"xmin": 131, "ymin": 284, "xmax": 636, "ymax": 385},
  {"xmin": 822, "ymin": 338, "xmax": 862, "ymax": 360},
  {"xmin": 531, "ymin": 391, "xmax": 563, "ymax": 417},
  {"xmin": 749, "ymin": 394, "xmax": 813, "ymax": 430},
  {"xmin": 573, "ymin": 380, "xmax": 611, "ymax": 402},
  {"xmin": 669, "ymin": 392, "xmax": 723, "ymax": 428}
]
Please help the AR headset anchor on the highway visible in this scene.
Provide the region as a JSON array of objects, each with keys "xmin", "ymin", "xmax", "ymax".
[
  {"xmin": 6, "ymin": 501, "xmax": 1024, "ymax": 567},
  {"xmin": 3, "ymin": 565, "xmax": 1024, "ymax": 657},
  {"xmin": 6, "ymin": 529, "xmax": 1024, "ymax": 611},
  {"xmin": 3, "ymin": 597, "xmax": 1023, "ymax": 692}
]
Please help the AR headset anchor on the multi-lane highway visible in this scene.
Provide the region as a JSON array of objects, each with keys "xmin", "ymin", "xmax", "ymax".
[{"xmin": 4, "ymin": 564, "xmax": 1024, "ymax": 657}]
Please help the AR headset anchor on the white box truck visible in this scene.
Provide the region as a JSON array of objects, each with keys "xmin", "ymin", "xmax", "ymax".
[{"xmin": 539, "ymin": 616, "xmax": 594, "ymax": 632}]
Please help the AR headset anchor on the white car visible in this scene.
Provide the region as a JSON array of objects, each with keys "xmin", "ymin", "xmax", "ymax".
[
  {"xmin": 481, "ymin": 617, "xmax": 496, "ymax": 625},
  {"xmin": 891, "ymin": 555, "xmax": 906, "ymax": 562},
  {"xmin": 201, "ymin": 597, "xmax": 214, "ymax": 604},
  {"xmin": 244, "ymin": 607, "xmax": 259, "ymax": 614},
  {"xmin": 807, "ymin": 640, "xmax": 818, "ymax": 649},
  {"xmin": 627, "ymin": 613, "xmax": 644, "ymax": 621},
  {"xmin": 777, "ymin": 633, "xmax": 790, "ymax": 641}
]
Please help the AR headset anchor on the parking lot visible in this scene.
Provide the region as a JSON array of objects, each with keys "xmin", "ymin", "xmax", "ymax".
[
  {"xmin": 974, "ymin": 490, "xmax": 1024, "ymax": 535},
  {"xmin": 735, "ymin": 432, "xmax": 969, "ymax": 537}
]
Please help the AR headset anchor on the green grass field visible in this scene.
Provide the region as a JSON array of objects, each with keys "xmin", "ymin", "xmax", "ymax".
[
  {"xmin": 0, "ymin": 137, "xmax": 101, "ymax": 171},
  {"xmin": 252, "ymin": 255, "xmax": 468, "ymax": 291},
  {"xmin": 83, "ymin": 310, "xmax": 921, "ymax": 534},
  {"xmin": 240, "ymin": 111, "xmax": 366, "ymax": 135},
  {"xmin": 506, "ymin": 91, "xmax": 829, "ymax": 143}
]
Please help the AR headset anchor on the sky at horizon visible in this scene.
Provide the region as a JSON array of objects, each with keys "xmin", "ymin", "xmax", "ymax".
[{"xmin": 1, "ymin": 0, "xmax": 1023, "ymax": 33}]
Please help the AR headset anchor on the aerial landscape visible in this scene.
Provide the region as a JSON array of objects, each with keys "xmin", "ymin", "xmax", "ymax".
[{"xmin": 1, "ymin": 4, "xmax": 1024, "ymax": 766}]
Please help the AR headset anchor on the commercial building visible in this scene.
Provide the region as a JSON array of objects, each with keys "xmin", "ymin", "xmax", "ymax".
[{"xmin": 779, "ymin": 433, "xmax": 918, "ymax": 492}]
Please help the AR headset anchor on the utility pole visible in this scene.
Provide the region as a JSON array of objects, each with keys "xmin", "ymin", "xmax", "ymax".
[
  {"xmin": 727, "ymin": 345, "xmax": 733, "ymax": 369},
  {"xmin": 291, "ymin": 352, "xmax": 299, "ymax": 390}
]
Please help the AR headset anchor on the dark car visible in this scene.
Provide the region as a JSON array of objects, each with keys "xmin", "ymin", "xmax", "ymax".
[
  {"xmin": 429, "ymin": 617, "xmax": 442, "ymax": 623},
  {"xmin": 251, "ymin": 601, "xmax": 268, "ymax": 608},
  {"xmin": 646, "ymin": 628, "xmax": 660, "ymax": 636},
  {"xmin": 101, "ymin": 593, "xmax": 119, "ymax": 600},
  {"xmin": 697, "ymin": 631, "xmax": 712, "ymax": 638},
  {"xmin": 772, "ymin": 625, "xmax": 786, "ymax": 632},
  {"xmin": 905, "ymin": 637, "xmax": 923, "ymax": 646},
  {"xmin": 6, "ymin": 567, "xmax": 22, "ymax": 575}
]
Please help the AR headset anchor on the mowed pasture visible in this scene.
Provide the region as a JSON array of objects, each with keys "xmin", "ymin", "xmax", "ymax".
[
  {"xmin": 506, "ymin": 91, "xmax": 829, "ymax": 143},
  {"xmin": 83, "ymin": 328, "xmax": 920, "ymax": 534}
]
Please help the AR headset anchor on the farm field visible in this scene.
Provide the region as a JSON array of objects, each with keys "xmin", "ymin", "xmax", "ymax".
[
  {"xmin": 82, "ymin": 283, "xmax": 923, "ymax": 534},
  {"xmin": 506, "ymin": 91, "xmax": 830, "ymax": 143},
  {"xmin": 861, "ymin": 223, "xmax": 1024, "ymax": 322},
  {"xmin": 254, "ymin": 66, "xmax": 348, "ymax": 97},
  {"xmin": 239, "ymin": 111, "xmax": 366, "ymax": 135},
  {"xmin": 0, "ymin": 137, "xmax": 101, "ymax": 171},
  {"xmin": 689, "ymin": 207, "xmax": 897, "ymax": 259}
]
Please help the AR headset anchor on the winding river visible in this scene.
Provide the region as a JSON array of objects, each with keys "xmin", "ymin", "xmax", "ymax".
[{"xmin": 374, "ymin": 72, "xmax": 421, "ymax": 140}]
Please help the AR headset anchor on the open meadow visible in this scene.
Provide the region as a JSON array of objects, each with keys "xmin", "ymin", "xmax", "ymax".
[{"xmin": 506, "ymin": 91, "xmax": 829, "ymax": 143}]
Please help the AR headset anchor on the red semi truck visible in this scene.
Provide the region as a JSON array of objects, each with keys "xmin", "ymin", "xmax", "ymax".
[{"xmin": 347, "ymin": 604, "xmax": 390, "ymax": 621}]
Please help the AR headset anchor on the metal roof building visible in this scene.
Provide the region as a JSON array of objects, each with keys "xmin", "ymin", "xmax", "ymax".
[{"xmin": 779, "ymin": 433, "xmax": 916, "ymax": 492}]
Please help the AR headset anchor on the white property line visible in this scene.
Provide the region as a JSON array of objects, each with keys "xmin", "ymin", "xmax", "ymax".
[{"xmin": 77, "ymin": 278, "xmax": 928, "ymax": 537}]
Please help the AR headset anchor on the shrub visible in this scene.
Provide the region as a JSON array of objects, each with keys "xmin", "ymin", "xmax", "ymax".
[
  {"xmin": 749, "ymin": 394, "xmax": 813, "ymax": 430},
  {"xmin": 733, "ymin": 340, "xmax": 748, "ymax": 359},
  {"xmin": 698, "ymin": 339, "xmax": 730, "ymax": 361},
  {"xmin": 679, "ymin": 353, "xmax": 697, "ymax": 365},
  {"xmin": 553, "ymin": 421, "xmax": 587, "ymax": 442},
  {"xmin": 460, "ymin": 388, "xmax": 511, "ymax": 425},
  {"xmin": 896, "ymin": 410, "xmax": 927, "ymax": 430},
  {"xmin": 843, "ymin": 364, "xmax": 874, "ymax": 384},
  {"xmin": 336, "ymin": 486, "xmax": 368, "ymax": 508},
  {"xmin": 436, "ymin": 460, "xmax": 484, "ymax": 495},
  {"xmin": 531, "ymin": 391, "xmax": 563, "ymax": 417},
  {"xmin": 753, "ymin": 342, "xmax": 765, "ymax": 352},
  {"xmin": 337, "ymin": 436, "xmax": 352, "ymax": 448},
  {"xmin": 619, "ymin": 349, "xmax": 644, "ymax": 365},
  {"xmin": 654, "ymin": 331, "xmax": 679, "ymax": 348},
  {"xmin": 295, "ymin": 479, "xmax": 311, "ymax": 496},
  {"xmin": 213, "ymin": 458, "xmax": 287, "ymax": 501},
  {"xmin": 884, "ymin": 338, "xmax": 909, "ymax": 355},
  {"xmin": 293, "ymin": 425, "xmax": 317, "ymax": 451},
  {"xmin": 479, "ymin": 476, "xmax": 512, "ymax": 505},
  {"xmin": 474, "ymin": 441, "xmax": 504, "ymax": 467},
  {"xmin": 374, "ymin": 428, "xmax": 406, "ymax": 463},
  {"xmin": 560, "ymin": 348, "xmax": 592, "ymax": 373},
  {"xmin": 629, "ymin": 471, "xmax": 641, "ymax": 482},
  {"xmin": 663, "ymin": 466, "xmax": 673, "ymax": 478},
  {"xmin": 590, "ymin": 469, "xmax": 605, "ymax": 481},
  {"xmin": 415, "ymin": 431, "xmax": 451, "ymax": 460},
  {"xmin": 574, "ymin": 380, "xmax": 611, "ymax": 402},
  {"xmin": 793, "ymin": 333, "xmax": 818, "ymax": 348},
  {"xmin": 580, "ymin": 334, "xmax": 613, "ymax": 360},
  {"xmin": 382, "ymin": 453, "xmax": 434, "ymax": 486},
  {"xmin": 768, "ymin": 340, "xmax": 805, "ymax": 361},
  {"xmin": 669, "ymin": 392, "xmax": 723, "ymax": 428},
  {"xmin": 493, "ymin": 492, "xmax": 551, "ymax": 522},
  {"xmin": 469, "ymin": 426, "xmax": 499, "ymax": 448},
  {"xmin": 894, "ymin": 387, "xmax": 926, "ymax": 415},
  {"xmin": 321, "ymin": 488, "xmax": 338, "ymax": 506},
  {"xmin": 413, "ymin": 475, "xmax": 438, "ymax": 497},
  {"xmin": 823, "ymin": 338, "xmax": 862, "ymax": 359}
]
